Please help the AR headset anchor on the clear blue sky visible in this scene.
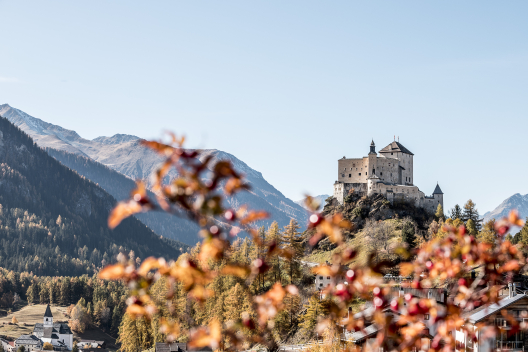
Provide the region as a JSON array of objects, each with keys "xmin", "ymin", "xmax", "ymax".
[{"xmin": 1, "ymin": 1, "xmax": 527, "ymax": 215}]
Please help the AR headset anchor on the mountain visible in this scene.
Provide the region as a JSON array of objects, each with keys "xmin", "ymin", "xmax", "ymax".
[
  {"xmin": 0, "ymin": 116, "xmax": 186, "ymax": 276},
  {"xmin": 0, "ymin": 104, "xmax": 309, "ymax": 244},
  {"xmin": 483, "ymin": 193, "xmax": 528, "ymax": 224},
  {"xmin": 295, "ymin": 194, "xmax": 331, "ymax": 210}
]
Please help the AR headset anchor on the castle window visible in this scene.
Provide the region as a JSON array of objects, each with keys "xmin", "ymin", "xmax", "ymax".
[
  {"xmin": 342, "ymin": 174, "xmax": 345, "ymax": 177},
  {"xmin": 391, "ymin": 153, "xmax": 393, "ymax": 155},
  {"xmin": 349, "ymin": 174, "xmax": 351, "ymax": 177},
  {"xmin": 380, "ymin": 172, "xmax": 383, "ymax": 176},
  {"xmin": 359, "ymin": 173, "xmax": 361, "ymax": 176}
]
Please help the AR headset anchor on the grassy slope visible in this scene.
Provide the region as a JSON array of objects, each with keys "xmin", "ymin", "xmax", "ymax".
[{"xmin": 0, "ymin": 304, "xmax": 118, "ymax": 350}]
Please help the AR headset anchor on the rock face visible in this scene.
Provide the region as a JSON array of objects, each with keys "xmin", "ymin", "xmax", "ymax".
[
  {"xmin": 0, "ymin": 104, "xmax": 308, "ymax": 244},
  {"xmin": 311, "ymin": 193, "xmax": 432, "ymax": 251}
]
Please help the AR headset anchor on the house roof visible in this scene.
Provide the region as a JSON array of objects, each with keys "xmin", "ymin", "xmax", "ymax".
[
  {"xmin": 348, "ymin": 323, "xmax": 381, "ymax": 342},
  {"xmin": 155, "ymin": 342, "xmax": 212, "ymax": 352},
  {"xmin": 44, "ymin": 304, "xmax": 53, "ymax": 318},
  {"xmin": 433, "ymin": 184, "xmax": 443, "ymax": 195},
  {"xmin": 380, "ymin": 141, "xmax": 414, "ymax": 156},
  {"xmin": 467, "ymin": 293, "xmax": 528, "ymax": 324},
  {"xmin": 15, "ymin": 335, "xmax": 41, "ymax": 345}
]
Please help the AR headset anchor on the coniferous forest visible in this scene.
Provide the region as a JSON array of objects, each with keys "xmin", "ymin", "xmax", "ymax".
[{"xmin": 0, "ymin": 117, "xmax": 187, "ymax": 276}]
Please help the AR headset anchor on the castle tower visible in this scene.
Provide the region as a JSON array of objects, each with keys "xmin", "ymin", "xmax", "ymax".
[
  {"xmin": 43, "ymin": 304, "xmax": 53, "ymax": 327},
  {"xmin": 433, "ymin": 183, "xmax": 444, "ymax": 210},
  {"xmin": 368, "ymin": 140, "xmax": 377, "ymax": 177}
]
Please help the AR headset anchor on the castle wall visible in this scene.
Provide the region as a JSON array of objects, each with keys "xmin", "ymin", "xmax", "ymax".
[{"xmin": 337, "ymin": 157, "xmax": 369, "ymax": 184}]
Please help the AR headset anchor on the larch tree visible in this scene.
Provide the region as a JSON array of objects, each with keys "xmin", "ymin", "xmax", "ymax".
[
  {"xmin": 266, "ymin": 222, "xmax": 282, "ymax": 284},
  {"xmin": 281, "ymin": 219, "xmax": 304, "ymax": 285},
  {"xmin": 435, "ymin": 204, "xmax": 445, "ymax": 221},
  {"xmin": 118, "ymin": 313, "xmax": 140, "ymax": 352},
  {"xmin": 300, "ymin": 294, "xmax": 327, "ymax": 336},
  {"xmin": 466, "ymin": 219, "xmax": 478, "ymax": 236}
]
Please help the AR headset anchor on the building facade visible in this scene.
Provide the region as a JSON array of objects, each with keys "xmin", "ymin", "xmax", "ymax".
[{"xmin": 333, "ymin": 140, "xmax": 443, "ymax": 214}]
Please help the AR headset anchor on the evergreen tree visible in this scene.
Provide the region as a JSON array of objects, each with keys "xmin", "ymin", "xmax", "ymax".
[
  {"xmin": 513, "ymin": 232, "xmax": 521, "ymax": 245},
  {"xmin": 505, "ymin": 233, "xmax": 513, "ymax": 243},
  {"xmin": 463, "ymin": 200, "xmax": 481, "ymax": 230},
  {"xmin": 449, "ymin": 204, "xmax": 463, "ymax": 220},
  {"xmin": 401, "ymin": 218, "xmax": 417, "ymax": 249},
  {"xmin": 282, "ymin": 219, "xmax": 304, "ymax": 285},
  {"xmin": 60, "ymin": 278, "xmax": 71, "ymax": 306},
  {"xmin": 518, "ymin": 218, "xmax": 528, "ymax": 247}
]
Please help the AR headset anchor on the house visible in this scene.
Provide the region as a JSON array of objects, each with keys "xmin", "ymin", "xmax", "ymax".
[
  {"xmin": 456, "ymin": 283, "xmax": 528, "ymax": 352},
  {"xmin": 155, "ymin": 342, "xmax": 213, "ymax": 352},
  {"xmin": 78, "ymin": 340, "xmax": 106, "ymax": 349},
  {"xmin": 32, "ymin": 304, "xmax": 73, "ymax": 350},
  {"xmin": 0, "ymin": 337, "xmax": 14, "ymax": 352},
  {"xmin": 14, "ymin": 335, "xmax": 42, "ymax": 352}
]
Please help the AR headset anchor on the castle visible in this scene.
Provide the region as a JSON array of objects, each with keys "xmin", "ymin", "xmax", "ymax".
[{"xmin": 333, "ymin": 140, "xmax": 443, "ymax": 214}]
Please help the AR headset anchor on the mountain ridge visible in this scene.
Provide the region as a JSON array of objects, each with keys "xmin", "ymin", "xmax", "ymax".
[{"xmin": 0, "ymin": 104, "xmax": 308, "ymax": 244}]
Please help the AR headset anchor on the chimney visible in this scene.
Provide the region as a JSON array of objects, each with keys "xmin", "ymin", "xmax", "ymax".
[{"xmin": 508, "ymin": 283, "xmax": 513, "ymax": 298}]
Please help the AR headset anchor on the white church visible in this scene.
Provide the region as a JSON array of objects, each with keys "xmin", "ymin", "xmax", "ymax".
[{"xmin": 16, "ymin": 304, "xmax": 73, "ymax": 351}]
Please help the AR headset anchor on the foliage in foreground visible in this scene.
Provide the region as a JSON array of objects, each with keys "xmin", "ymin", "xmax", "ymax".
[{"xmin": 100, "ymin": 135, "xmax": 527, "ymax": 351}]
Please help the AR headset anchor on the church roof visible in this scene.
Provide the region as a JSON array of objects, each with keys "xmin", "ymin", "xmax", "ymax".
[
  {"xmin": 44, "ymin": 304, "xmax": 53, "ymax": 317},
  {"xmin": 34, "ymin": 323, "xmax": 72, "ymax": 335},
  {"xmin": 380, "ymin": 141, "xmax": 414, "ymax": 155},
  {"xmin": 433, "ymin": 184, "xmax": 443, "ymax": 194}
]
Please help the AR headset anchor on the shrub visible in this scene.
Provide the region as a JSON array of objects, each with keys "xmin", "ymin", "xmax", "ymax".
[
  {"xmin": 43, "ymin": 342, "xmax": 53, "ymax": 350},
  {"xmin": 11, "ymin": 316, "xmax": 17, "ymax": 324}
]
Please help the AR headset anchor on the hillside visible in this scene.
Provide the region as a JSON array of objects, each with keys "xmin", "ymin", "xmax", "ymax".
[
  {"xmin": 0, "ymin": 116, "xmax": 186, "ymax": 276},
  {"xmin": 46, "ymin": 148, "xmax": 201, "ymax": 244},
  {"xmin": 0, "ymin": 104, "xmax": 309, "ymax": 244},
  {"xmin": 307, "ymin": 193, "xmax": 433, "ymax": 256}
]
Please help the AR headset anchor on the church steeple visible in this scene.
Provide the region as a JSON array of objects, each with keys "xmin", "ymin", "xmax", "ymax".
[
  {"xmin": 369, "ymin": 140, "xmax": 376, "ymax": 155},
  {"xmin": 43, "ymin": 304, "xmax": 53, "ymax": 327}
]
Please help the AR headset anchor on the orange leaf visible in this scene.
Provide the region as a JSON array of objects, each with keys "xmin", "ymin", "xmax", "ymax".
[
  {"xmin": 108, "ymin": 200, "xmax": 143, "ymax": 229},
  {"xmin": 189, "ymin": 319, "xmax": 221, "ymax": 349},
  {"xmin": 239, "ymin": 211, "xmax": 269, "ymax": 226},
  {"xmin": 221, "ymin": 264, "xmax": 251, "ymax": 278},
  {"xmin": 98, "ymin": 264, "xmax": 126, "ymax": 280},
  {"xmin": 138, "ymin": 257, "xmax": 163, "ymax": 277},
  {"xmin": 312, "ymin": 265, "xmax": 333, "ymax": 276}
]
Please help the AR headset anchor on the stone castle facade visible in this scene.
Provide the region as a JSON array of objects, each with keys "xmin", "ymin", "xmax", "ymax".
[{"xmin": 333, "ymin": 140, "xmax": 443, "ymax": 214}]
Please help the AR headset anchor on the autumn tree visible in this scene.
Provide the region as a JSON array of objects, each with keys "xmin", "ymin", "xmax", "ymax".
[
  {"xmin": 43, "ymin": 342, "xmax": 53, "ymax": 350},
  {"xmin": 466, "ymin": 219, "xmax": 478, "ymax": 236},
  {"xmin": 266, "ymin": 222, "xmax": 282, "ymax": 284},
  {"xmin": 435, "ymin": 204, "xmax": 445, "ymax": 221},
  {"xmin": 299, "ymin": 293, "xmax": 327, "ymax": 336},
  {"xmin": 281, "ymin": 219, "xmax": 303, "ymax": 285},
  {"xmin": 478, "ymin": 219, "xmax": 496, "ymax": 247}
]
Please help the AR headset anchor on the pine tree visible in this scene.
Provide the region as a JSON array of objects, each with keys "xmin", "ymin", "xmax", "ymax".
[
  {"xmin": 450, "ymin": 204, "xmax": 463, "ymax": 220},
  {"xmin": 60, "ymin": 278, "xmax": 71, "ymax": 306},
  {"xmin": 282, "ymin": 219, "xmax": 304, "ymax": 285},
  {"xmin": 518, "ymin": 218, "xmax": 528, "ymax": 247},
  {"xmin": 401, "ymin": 218, "xmax": 417, "ymax": 249},
  {"xmin": 463, "ymin": 200, "xmax": 481, "ymax": 230}
]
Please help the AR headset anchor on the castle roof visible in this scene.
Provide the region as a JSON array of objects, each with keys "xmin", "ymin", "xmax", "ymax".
[
  {"xmin": 380, "ymin": 141, "xmax": 414, "ymax": 155},
  {"xmin": 44, "ymin": 304, "xmax": 52, "ymax": 317},
  {"xmin": 433, "ymin": 184, "xmax": 443, "ymax": 194}
]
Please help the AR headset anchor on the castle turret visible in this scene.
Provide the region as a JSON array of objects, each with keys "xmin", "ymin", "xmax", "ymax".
[
  {"xmin": 433, "ymin": 183, "xmax": 444, "ymax": 210},
  {"xmin": 367, "ymin": 174, "xmax": 380, "ymax": 196},
  {"xmin": 43, "ymin": 304, "xmax": 53, "ymax": 327},
  {"xmin": 368, "ymin": 140, "xmax": 377, "ymax": 177}
]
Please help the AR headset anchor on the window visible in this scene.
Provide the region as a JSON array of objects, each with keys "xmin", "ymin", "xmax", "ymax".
[
  {"xmin": 341, "ymin": 174, "xmax": 345, "ymax": 177},
  {"xmin": 366, "ymin": 172, "xmax": 367, "ymax": 175},
  {"xmin": 327, "ymin": 276, "xmax": 330, "ymax": 279},
  {"xmin": 380, "ymin": 172, "xmax": 383, "ymax": 176},
  {"xmin": 391, "ymin": 153, "xmax": 393, "ymax": 155},
  {"xmin": 359, "ymin": 173, "xmax": 361, "ymax": 176},
  {"xmin": 319, "ymin": 276, "xmax": 323, "ymax": 280},
  {"xmin": 424, "ymin": 314, "xmax": 429, "ymax": 320},
  {"xmin": 349, "ymin": 174, "xmax": 351, "ymax": 177}
]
